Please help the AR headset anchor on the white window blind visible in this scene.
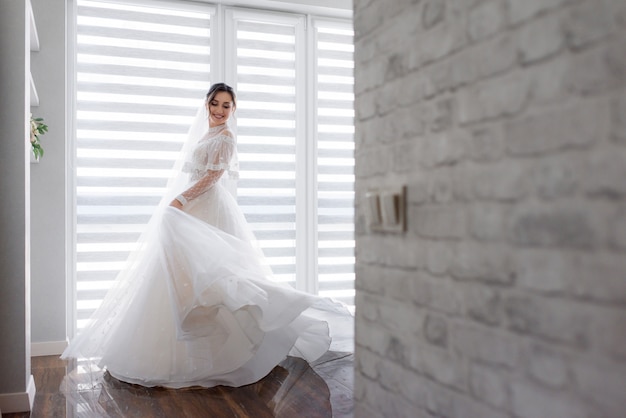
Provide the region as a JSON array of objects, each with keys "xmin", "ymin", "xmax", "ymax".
[
  {"xmin": 74, "ymin": 0, "xmax": 212, "ymax": 330},
  {"xmin": 314, "ymin": 19, "xmax": 355, "ymax": 306},
  {"xmin": 73, "ymin": 1, "xmax": 355, "ymax": 333},
  {"xmin": 226, "ymin": 10, "xmax": 304, "ymax": 290}
]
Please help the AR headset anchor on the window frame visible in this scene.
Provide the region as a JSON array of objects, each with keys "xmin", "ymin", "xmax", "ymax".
[{"xmin": 66, "ymin": 0, "xmax": 353, "ymax": 337}]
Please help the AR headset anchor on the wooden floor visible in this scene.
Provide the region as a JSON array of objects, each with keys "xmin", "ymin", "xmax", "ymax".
[{"xmin": 3, "ymin": 352, "xmax": 353, "ymax": 418}]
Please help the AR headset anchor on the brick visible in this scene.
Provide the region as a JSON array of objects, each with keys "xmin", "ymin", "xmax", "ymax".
[
  {"xmin": 511, "ymin": 379, "xmax": 590, "ymax": 418},
  {"xmin": 397, "ymin": 102, "xmax": 428, "ymax": 139},
  {"xmin": 426, "ymin": 168, "xmax": 454, "ymax": 204},
  {"xmin": 423, "ymin": 313, "xmax": 448, "ymax": 347},
  {"xmin": 452, "ymin": 321, "xmax": 520, "ymax": 368},
  {"xmin": 503, "ymin": 293, "xmax": 590, "ymax": 346},
  {"xmin": 378, "ymin": 358, "xmax": 429, "ymax": 408},
  {"xmin": 583, "ymin": 146, "xmax": 626, "ymax": 197},
  {"xmin": 377, "ymin": 8, "xmax": 422, "ymax": 53},
  {"xmin": 411, "ymin": 343, "xmax": 466, "ymax": 389},
  {"xmin": 354, "ymin": 57, "xmax": 388, "ymax": 95},
  {"xmin": 531, "ymin": 154, "xmax": 580, "ymax": 199},
  {"xmin": 356, "ymin": 234, "xmax": 426, "ymax": 270},
  {"xmin": 468, "ymin": 123, "xmax": 505, "ymax": 162},
  {"xmin": 353, "ymin": 0, "xmax": 384, "ymax": 40},
  {"xmin": 564, "ymin": 0, "xmax": 614, "ymax": 50},
  {"xmin": 396, "ymin": 74, "xmax": 430, "ymax": 108},
  {"xmin": 412, "ymin": 204, "xmax": 466, "ymax": 239},
  {"xmin": 356, "ymin": 117, "xmax": 383, "ymax": 147},
  {"xmin": 418, "ymin": 130, "xmax": 468, "ymax": 169},
  {"xmin": 471, "ymin": 160, "xmax": 530, "ymax": 202},
  {"xmin": 406, "ymin": 176, "xmax": 429, "ymax": 205},
  {"xmin": 380, "ymin": 235, "xmax": 427, "ymax": 269},
  {"xmin": 609, "ymin": 204, "xmax": 626, "ymax": 251},
  {"xmin": 355, "ymin": 89, "xmax": 378, "ymax": 121},
  {"xmin": 385, "ymin": 52, "xmax": 411, "ymax": 82},
  {"xmin": 527, "ymin": 55, "xmax": 571, "ymax": 106},
  {"xmin": 409, "ymin": 19, "xmax": 466, "ymax": 70},
  {"xmin": 515, "ymin": 249, "xmax": 570, "ymax": 293},
  {"xmin": 429, "ymin": 96, "xmax": 454, "ymax": 132},
  {"xmin": 468, "ymin": 202, "xmax": 508, "ymax": 242},
  {"xmin": 422, "ymin": 59, "xmax": 453, "ymax": 97},
  {"xmin": 468, "ymin": 0, "xmax": 507, "ymax": 42},
  {"xmin": 421, "ymin": 0, "xmax": 445, "ymax": 29},
  {"xmin": 378, "ymin": 298, "xmax": 424, "ymax": 335},
  {"xmin": 359, "ymin": 377, "xmax": 423, "ymax": 418},
  {"xmin": 355, "ymin": 146, "xmax": 389, "ymax": 177},
  {"xmin": 571, "ymin": 357, "xmax": 626, "ymax": 417},
  {"xmin": 612, "ymin": 91, "xmax": 626, "ymax": 143},
  {"xmin": 410, "ymin": 273, "xmax": 462, "ymax": 315},
  {"xmin": 460, "ymin": 283, "xmax": 503, "ymax": 326},
  {"xmin": 356, "ymin": 319, "xmax": 392, "ymax": 355},
  {"xmin": 451, "ymin": 163, "xmax": 475, "ymax": 201},
  {"xmin": 508, "ymin": 203, "xmax": 597, "ymax": 249},
  {"xmin": 356, "ymin": 347, "xmax": 380, "ymax": 380},
  {"xmin": 565, "ymin": 43, "xmax": 623, "ymax": 97},
  {"xmin": 469, "ymin": 363, "xmax": 510, "ymax": 409},
  {"xmin": 506, "ymin": 0, "xmax": 571, "ymax": 25},
  {"xmin": 523, "ymin": 341, "xmax": 570, "ymax": 389},
  {"xmin": 588, "ymin": 305, "xmax": 626, "ymax": 361},
  {"xmin": 517, "ymin": 11, "xmax": 565, "ymax": 64},
  {"xmin": 448, "ymin": 33, "xmax": 517, "ymax": 89},
  {"xmin": 379, "ymin": 0, "xmax": 419, "ymax": 23},
  {"xmin": 384, "ymin": 267, "xmax": 418, "ymax": 303},
  {"xmin": 449, "ymin": 242, "xmax": 515, "ymax": 284},
  {"xmin": 378, "ymin": 103, "xmax": 426, "ymax": 141},
  {"xmin": 392, "ymin": 141, "xmax": 420, "ymax": 173},
  {"xmin": 506, "ymin": 99, "xmax": 610, "ymax": 156},
  {"xmin": 449, "ymin": 47, "xmax": 477, "ymax": 89},
  {"xmin": 355, "ymin": 292, "xmax": 380, "ymax": 321},
  {"xmin": 385, "ymin": 333, "xmax": 414, "ymax": 366},
  {"xmin": 448, "ymin": 392, "xmax": 510, "ymax": 418},
  {"xmin": 354, "ymin": 35, "xmax": 377, "ymax": 67},
  {"xmin": 458, "ymin": 71, "xmax": 530, "ymax": 124},
  {"xmin": 425, "ymin": 240, "xmax": 453, "ymax": 276}
]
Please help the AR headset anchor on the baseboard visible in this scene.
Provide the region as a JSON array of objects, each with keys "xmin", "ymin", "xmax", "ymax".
[
  {"xmin": 31, "ymin": 339, "xmax": 68, "ymax": 357},
  {"xmin": 0, "ymin": 374, "xmax": 36, "ymax": 413}
]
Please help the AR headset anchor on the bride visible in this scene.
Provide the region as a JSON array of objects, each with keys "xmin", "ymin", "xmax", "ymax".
[{"xmin": 61, "ymin": 82, "xmax": 353, "ymax": 389}]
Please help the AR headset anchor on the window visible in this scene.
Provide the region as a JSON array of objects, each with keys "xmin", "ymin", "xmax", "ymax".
[{"xmin": 72, "ymin": 0, "xmax": 354, "ymax": 333}]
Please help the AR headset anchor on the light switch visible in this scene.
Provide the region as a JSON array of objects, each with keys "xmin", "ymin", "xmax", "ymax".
[
  {"xmin": 364, "ymin": 191, "xmax": 381, "ymax": 227},
  {"xmin": 368, "ymin": 185, "xmax": 406, "ymax": 233},
  {"xmin": 380, "ymin": 190, "xmax": 399, "ymax": 226}
]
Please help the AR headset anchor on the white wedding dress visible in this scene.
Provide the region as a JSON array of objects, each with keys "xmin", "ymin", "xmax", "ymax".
[{"xmin": 61, "ymin": 122, "xmax": 353, "ymax": 389}]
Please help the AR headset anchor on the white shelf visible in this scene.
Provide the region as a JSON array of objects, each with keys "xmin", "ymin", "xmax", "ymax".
[
  {"xmin": 28, "ymin": 1, "xmax": 39, "ymax": 52},
  {"xmin": 30, "ymin": 72, "xmax": 39, "ymax": 106},
  {"xmin": 28, "ymin": 0, "xmax": 39, "ymax": 108}
]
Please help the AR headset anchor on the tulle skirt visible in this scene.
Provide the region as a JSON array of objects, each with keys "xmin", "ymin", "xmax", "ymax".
[{"xmin": 62, "ymin": 184, "xmax": 353, "ymax": 388}]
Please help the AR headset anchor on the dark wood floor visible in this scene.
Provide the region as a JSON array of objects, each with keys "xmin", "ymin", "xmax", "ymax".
[{"xmin": 3, "ymin": 352, "xmax": 353, "ymax": 418}]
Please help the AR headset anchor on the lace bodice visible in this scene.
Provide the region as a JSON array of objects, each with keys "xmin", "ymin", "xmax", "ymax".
[{"xmin": 179, "ymin": 124, "xmax": 236, "ymax": 203}]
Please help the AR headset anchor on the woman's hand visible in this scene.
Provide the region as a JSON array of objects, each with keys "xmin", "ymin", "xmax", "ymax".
[{"xmin": 170, "ymin": 199, "xmax": 184, "ymax": 210}]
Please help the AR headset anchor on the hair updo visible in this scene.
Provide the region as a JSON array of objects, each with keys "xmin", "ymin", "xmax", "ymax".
[{"xmin": 205, "ymin": 82, "xmax": 237, "ymax": 109}]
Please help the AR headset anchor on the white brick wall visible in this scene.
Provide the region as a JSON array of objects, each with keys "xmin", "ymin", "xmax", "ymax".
[{"xmin": 353, "ymin": 0, "xmax": 626, "ymax": 416}]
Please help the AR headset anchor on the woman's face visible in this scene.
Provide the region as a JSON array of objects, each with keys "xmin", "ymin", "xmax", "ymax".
[{"xmin": 207, "ymin": 91, "xmax": 235, "ymax": 127}]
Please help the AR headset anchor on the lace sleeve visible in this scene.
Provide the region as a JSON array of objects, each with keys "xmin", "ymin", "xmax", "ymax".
[{"xmin": 178, "ymin": 132, "xmax": 235, "ymax": 203}]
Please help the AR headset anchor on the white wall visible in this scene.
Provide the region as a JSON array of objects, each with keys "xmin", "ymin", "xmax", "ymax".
[
  {"xmin": 29, "ymin": 0, "xmax": 68, "ymax": 351},
  {"xmin": 0, "ymin": 0, "xmax": 32, "ymax": 401},
  {"xmin": 354, "ymin": 0, "xmax": 626, "ymax": 416}
]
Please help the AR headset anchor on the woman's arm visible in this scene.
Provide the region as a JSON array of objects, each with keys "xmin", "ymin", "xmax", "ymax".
[
  {"xmin": 170, "ymin": 131, "xmax": 234, "ymax": 208},
  {"xmin": 170, "ymin": 168, "xmax": 226, "ymax": 208}
]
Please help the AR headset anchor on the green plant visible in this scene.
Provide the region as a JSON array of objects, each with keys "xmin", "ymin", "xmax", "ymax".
[{"xmin": 30, "ymin": 114, "xmax": 48, "ymax": 159}]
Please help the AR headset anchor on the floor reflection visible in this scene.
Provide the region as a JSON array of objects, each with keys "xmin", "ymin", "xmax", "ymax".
[{"xmin": 6, "ymin": 353, "xmax": 353, "ymax": 418}]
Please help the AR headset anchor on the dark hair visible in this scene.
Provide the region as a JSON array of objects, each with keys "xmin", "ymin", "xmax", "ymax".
[{"xmin": 205, "ymin": 82, "xmax": 236, "ymax": 109}]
